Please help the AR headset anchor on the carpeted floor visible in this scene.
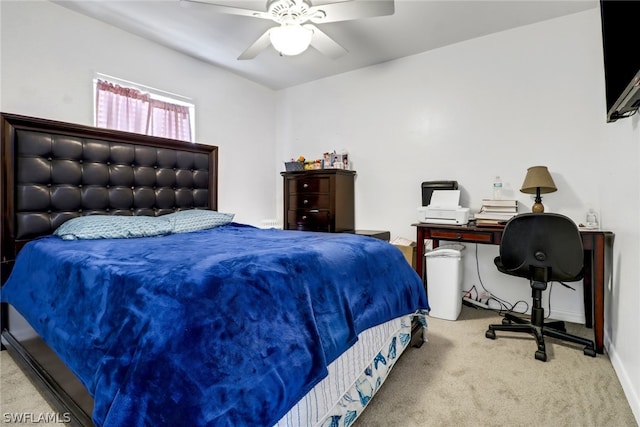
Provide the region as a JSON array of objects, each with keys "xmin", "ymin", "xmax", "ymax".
[
  {"xmin": 1, "ymin": 349, "xmax": 67, "ymax": 426},
  {"xmin": 356, "ymin": 305, "xmax": 638, "ymax": 426},
  {"xmin": 1, "ymin": 305, "xmax": 637, "ymax": 426}
]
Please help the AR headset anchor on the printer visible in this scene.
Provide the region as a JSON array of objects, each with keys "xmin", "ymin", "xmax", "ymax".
[{"xmin": 417, "ymin": 190, "xmax": 470, "ymax": 225}]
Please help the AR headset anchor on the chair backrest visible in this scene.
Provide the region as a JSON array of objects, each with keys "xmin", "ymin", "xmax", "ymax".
[{"xmin": 499, "ymin": 213, "xmax": 584, "ymax": 283}]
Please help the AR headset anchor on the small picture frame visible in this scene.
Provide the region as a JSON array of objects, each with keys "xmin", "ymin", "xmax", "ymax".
[
  {"xmin": 331, "ymin": 153, "xmax": 349, "ymax": 170},
  {"xmin": 323, "ymin": 152, "xmax": 332, "ymax": 168}
]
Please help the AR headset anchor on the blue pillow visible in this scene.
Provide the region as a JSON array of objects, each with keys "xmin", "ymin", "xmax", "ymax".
[
  {"xmin": 53, "ymin": 215, "xmax": 173, "ymax": 240},
  {"xmin": 162, "ymin": 209, "xmax": 235, "ymax": 234}
]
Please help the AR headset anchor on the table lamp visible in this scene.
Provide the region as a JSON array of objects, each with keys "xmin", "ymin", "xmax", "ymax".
[{"xmin": 520, "ymin": 166, "xmax": 557, "ymax": 213}]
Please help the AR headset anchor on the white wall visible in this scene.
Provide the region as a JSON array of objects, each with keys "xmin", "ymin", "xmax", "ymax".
[
  {"xmin": 276, "ymin": 9, "xmax": 639, "ymax": 420},
  {"xmin": 600, "ymin": 116, "xmax": 640, "ymax": 422},
  {"xmin": 2, "ymin": 1, "xmax": 638, "ymax": 423},
  {"xmin": 0, "ymin": 0, "xmax": 279, "ymax": 226},
  {"xmin": 276, "ymin": 10, "xmax": 604, "ymax": 321}
]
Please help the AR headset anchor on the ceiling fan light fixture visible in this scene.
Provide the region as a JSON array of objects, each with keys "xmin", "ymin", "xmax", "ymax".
[{"xmin": 269, "ymin": 23, "xmax": 313, "ymax": 56}]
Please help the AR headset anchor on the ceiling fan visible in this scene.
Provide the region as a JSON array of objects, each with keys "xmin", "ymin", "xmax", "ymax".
[{"xmin": 180, "ymin": 0, "xmax": 395, "ymax": 59}]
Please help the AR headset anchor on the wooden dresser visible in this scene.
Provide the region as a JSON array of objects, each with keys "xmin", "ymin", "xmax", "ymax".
[{"xmin": 281, "ymin": 169, "xmax": 356, "ymax": 232}]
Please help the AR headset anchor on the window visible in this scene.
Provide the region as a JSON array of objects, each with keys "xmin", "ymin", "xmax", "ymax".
[{"xmin": 94, "ymin": 76, "xmax": 195, "ymax": 142}]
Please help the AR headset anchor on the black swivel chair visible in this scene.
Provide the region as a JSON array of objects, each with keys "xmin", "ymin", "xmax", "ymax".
[{"xmin": 485, "ymin": 213, "xmax": 597, "ymax": 362}]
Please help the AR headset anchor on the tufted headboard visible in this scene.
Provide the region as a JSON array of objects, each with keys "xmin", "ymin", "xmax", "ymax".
[{"xmin": 0, "ymin": 113, "xmax": 218, "ymax": 280}]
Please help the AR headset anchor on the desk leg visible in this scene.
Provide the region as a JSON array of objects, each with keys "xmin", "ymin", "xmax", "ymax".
[
  {"xmin": 583, "ymin": 251, "xmax": 593, "ymax": 329},
  {"xmin": 415, "ymin": 228, "xmax": 425, "ymax": 279},
  {"xmin": 414, "ymin": 229, "xmax": 435, "ymax": 296},
  {"xmin": 593, "ymin": 236, "xmax": 606, "ymax": 354}
]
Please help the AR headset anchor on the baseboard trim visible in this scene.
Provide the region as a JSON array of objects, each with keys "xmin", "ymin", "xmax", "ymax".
[
  {"xmin": 547, "ymin": 308, "xmax": 585, "ymax": 325},
  {"xmin": 605, "ymin": 331, "xmax": 640, "ymax": 424}
]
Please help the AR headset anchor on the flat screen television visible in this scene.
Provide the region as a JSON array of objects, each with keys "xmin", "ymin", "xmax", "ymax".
[{"xmin": 600, "ymin": 0, "xmax": 640, "ymax": 122}]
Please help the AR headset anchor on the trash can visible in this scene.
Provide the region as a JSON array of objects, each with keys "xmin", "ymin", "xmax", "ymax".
[{"xmin": 425, "ymin": 244, "xmax": 465, "ymax": 320}]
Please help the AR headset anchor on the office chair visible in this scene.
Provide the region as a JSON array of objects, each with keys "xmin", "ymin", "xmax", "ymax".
[{"xmin": 485, "ymin": 213, "xmax": 597, "ymax": 362}]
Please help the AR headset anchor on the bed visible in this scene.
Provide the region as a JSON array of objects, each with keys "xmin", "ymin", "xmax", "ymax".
[{"xmin": 0, "ymin": 113, "xmax": 429, "ymax": 426}]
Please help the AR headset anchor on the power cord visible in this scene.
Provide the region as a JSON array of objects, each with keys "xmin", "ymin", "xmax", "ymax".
[
  {"xmin": 461, "ymin": 243, "xmax": 529, "ymax": 316},
  {"xmin": 545, "ymin": 280, "xmax": 576, "ymax": 319},
  {"xmin": 463, "ymin": 244, "xmax": 575, "ymax": 321}
]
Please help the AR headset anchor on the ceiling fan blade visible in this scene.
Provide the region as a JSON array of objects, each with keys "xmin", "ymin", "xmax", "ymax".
[
  {"xmin": 180, "ymin": 0, "xmax": 271, "ymax": 20},
  {"xmin": 305, "ymin": 24, "xmax": 347, "ymax": 59},
  {"xmin": 238, "ymin": 29, "xmax": 273, "ymax": 60},
  {"xmin": 309, "ymin": 0, "xmax": 394, "ymax": 24}
]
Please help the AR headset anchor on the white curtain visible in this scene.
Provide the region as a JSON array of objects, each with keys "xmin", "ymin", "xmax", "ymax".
[
  {"xmin": 96, "ymin": 80, "xmax": 192, "ymax": 142},
  {"xmin": 148, "ymin": 99, "xmax": 192, "ymax": 142}
]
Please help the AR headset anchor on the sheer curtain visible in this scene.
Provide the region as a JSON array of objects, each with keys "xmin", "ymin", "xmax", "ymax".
[
  {"xmin": 149, "ymin": 100, "xmax": 192, "ymax": 142},
  {"xmin": 95, "ymin": 80, "xmax": 192, "ymax": 142}
]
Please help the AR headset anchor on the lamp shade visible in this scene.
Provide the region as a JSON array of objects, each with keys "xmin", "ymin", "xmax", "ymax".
[
  {"xmin": 270, "ymin": 24, "xmax": 313, "ymax": 56},
  {"xmin": 520, "ymin": 166, "xmax": 557, "ymax": 194}
]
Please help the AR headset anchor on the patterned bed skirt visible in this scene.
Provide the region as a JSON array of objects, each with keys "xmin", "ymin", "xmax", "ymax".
[{"xmin": 275, "ymin": 313, "xmax": 427, "ymax": 427}]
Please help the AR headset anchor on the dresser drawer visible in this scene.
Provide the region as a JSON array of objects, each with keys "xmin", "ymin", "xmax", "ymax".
[
  {"xmin": 291, "ymin": 177, "xmax": 330, "ymax": 194},
  {"xmin": 288, "ymin": 193, "xmax": 330, "ymax": 209},
  {"xmin": 282, "ymin": 169, "xmax": 355, "ymax": 233},
  {"xmin": 287, "ymin": 210, "xmax": 331, "ymax": 232},
  {"xmin": 429, "ymin": 229, "xmax": 496, "ymax": 244}
]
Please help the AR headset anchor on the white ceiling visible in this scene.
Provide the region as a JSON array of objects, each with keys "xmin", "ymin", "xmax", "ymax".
[{"xmin": 51, "ymin": 0, "xmax": 598, "ymax": 90}]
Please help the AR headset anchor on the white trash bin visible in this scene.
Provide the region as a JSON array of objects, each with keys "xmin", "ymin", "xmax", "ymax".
[{"xmin": 425, "ymin": 244, "xmax": 465, "ymax": 320}]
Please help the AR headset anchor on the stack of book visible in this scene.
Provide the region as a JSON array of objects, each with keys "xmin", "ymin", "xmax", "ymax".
[{"xmin": 474, "ymin": 199, "xmax": 518, "ymax": 225}]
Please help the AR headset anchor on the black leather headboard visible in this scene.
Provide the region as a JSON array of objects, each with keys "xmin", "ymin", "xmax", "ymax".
[{"xmin": 1, "ymin": 113, "xmax": 218, "ymax": 268}]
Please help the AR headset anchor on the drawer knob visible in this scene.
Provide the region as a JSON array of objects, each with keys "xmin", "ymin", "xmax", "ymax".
[
  {"xmin": 303, "ymin": 199, "xmax": 308, "ymax": 204},
  {"xmin": 456, "ymin": 233, "xmax": 462, "ymax": 239},
  {"xmin": 303, "ymin": 183, "xmax": 308, "ymax": 188},
  {"xmin": 302, "ymin": 215, "xmax": 307, "ymax": 220}
]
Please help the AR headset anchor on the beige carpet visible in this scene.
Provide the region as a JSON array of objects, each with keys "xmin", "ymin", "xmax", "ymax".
[
  {"xmin": 1, "ymin": 350, "xmax": 66, "ymax": 427},
  {"xmin": 1, "ymin": 305, "xmax": 637, "ymax": 426},
  {"xmin": 357, "ymin": 305, "xmax": 638, "ymax": 426}
]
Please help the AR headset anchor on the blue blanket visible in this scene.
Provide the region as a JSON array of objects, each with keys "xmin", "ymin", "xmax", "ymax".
[{"xmin": 2, "ymin": 224, "xmax": 428, "ymax": 426}]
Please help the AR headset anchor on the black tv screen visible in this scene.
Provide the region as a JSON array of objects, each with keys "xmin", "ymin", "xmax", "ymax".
[{"xmin": 600, "ymin": 0, "xmax": 640, "ymax": 122}]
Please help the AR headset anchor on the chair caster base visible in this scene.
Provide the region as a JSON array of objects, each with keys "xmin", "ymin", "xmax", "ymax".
[
  {"xmin": 584, "ymin": 347, "xmax": 597, "ymax": 357},
  {"xmin": 485, "ymin": 329, "xmax": 496, "ymax": 339},
  {"xmin": 535, "ymin": 350, "xmax": 547, "ymax": 362}
]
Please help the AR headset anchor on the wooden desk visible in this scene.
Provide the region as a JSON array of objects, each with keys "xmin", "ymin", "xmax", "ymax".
[{"xmin": 413, "ymin": 222, "xmax": 614, "ymax": 354}]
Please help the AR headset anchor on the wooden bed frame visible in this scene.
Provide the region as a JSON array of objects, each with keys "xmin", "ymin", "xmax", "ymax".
[{"xmin": 0, "ymin": 113, "xmax": 218, "ymax": 426}]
